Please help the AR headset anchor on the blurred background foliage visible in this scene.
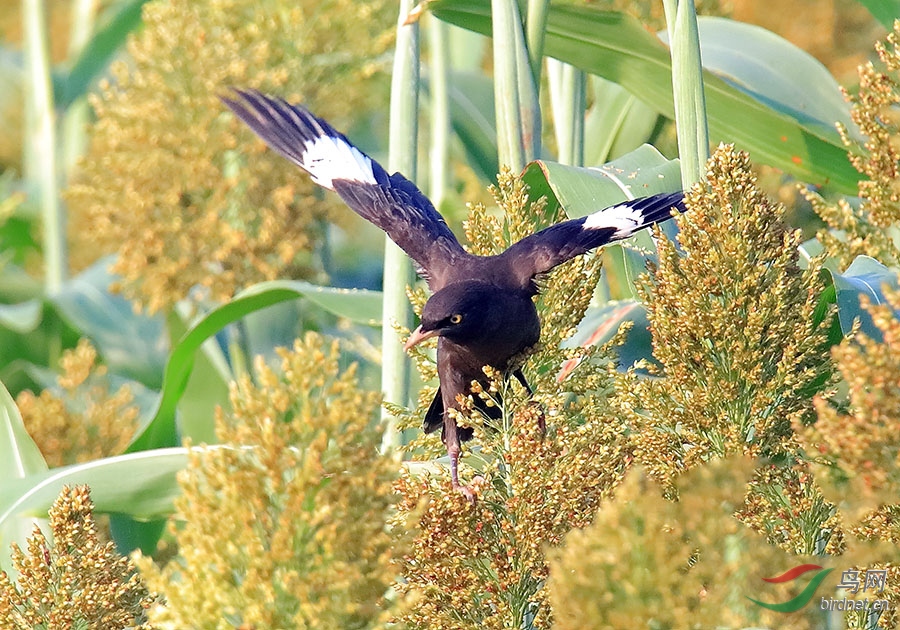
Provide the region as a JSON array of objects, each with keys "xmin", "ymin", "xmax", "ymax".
[{"xmin": 0, "ymin": 0, "xmax": 900, "ymax": 628}]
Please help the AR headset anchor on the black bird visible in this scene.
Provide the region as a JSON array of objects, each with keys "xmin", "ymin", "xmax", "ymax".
[{"xmin": 222, "ymin": 89, "xmax": 685, "ymax": 499}]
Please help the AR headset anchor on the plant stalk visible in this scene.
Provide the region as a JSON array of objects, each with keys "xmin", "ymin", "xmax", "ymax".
[
  {"xmin": 381, "ymin": 0, "xmax": 421, "ymax": 454},
  {"xmin": 61, "ymin": 0, "xmax": 97, "ymax": 176},
  {"xmin": 492, "ymin": 0, "xmax": 540, "ymax": 172},
  {"xmin": 23, "ymin": 0, "xmax": 67, "ymax": 293},
  {"xmin": 524, "ymin": 0, "xmax": 549, "ymax": 86},
  {"xmin": 547, "ymin": 59, "xmax": 585, "ymax": 166},
  {"xmin": 663, "ymin": 0, "xmax": 709, "ymax": 188},
  {"xmin": 429, "ymin": 16, "xmax": 451, "ymax": 207}
]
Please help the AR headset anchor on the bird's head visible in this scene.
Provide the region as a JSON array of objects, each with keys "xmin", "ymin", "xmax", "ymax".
[{"xmin": 404, "ymin": 282, "xmax": 498, "ymax": 351}]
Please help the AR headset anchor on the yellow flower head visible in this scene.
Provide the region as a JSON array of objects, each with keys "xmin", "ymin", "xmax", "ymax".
[
  {"xmin": 136, "ymin": 332, "xmax": 402, "ymax": 628},
  {"xmin": 0, "ymin": 485, "xmax": 157, "ymax": 629},
  {"xmin": 617, "ymin": 144, "xmax": 834, "ymax": 490},
  {"xmin": 806, "ymin": 21, "xmax": 900, "ymax": 267}
]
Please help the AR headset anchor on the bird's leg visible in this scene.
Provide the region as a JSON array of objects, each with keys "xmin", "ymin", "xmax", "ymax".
[
  {"xmin": 448, "ymin": 445, "xmax": 475, "ymax": 504},
  {"xmin": 445, "ymin": 419, "xmax": 477, "ymax": 504}
]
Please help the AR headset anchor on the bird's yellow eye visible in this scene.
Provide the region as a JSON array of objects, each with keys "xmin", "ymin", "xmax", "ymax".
[{"xmin": 450, "ymin": 314, "xmax": 463, "ymax": 325}]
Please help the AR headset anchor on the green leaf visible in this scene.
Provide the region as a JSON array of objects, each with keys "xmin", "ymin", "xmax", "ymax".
[
  {"xmin": 0, "ymin": 379, "xmax": 48, "ymax": 567},
  {"xmin": 50, "ymin": 258, "xmax": 168, "ymax": 389},
  {"xmin": 812, "ymin": 283, "xmax": 845, "ymax": 348},
  {"xmin": 448, "ymin": 71, "xmax": 498, "ymax": 181},
  {"xmin": 0, "ymin": 448, "xmax": 190, "ymax": 528},
  {"xmin": 166, "ymin": 310, "xmax": 228, "ymax": 446},
  {"xmin": 430, "ymin": 0, "xmax": 860, "ymax": 193},
  {"xmin": 856, "ymin": 0, "xmax": 900, "ymax": 29},
  {"xmin": 57, "ymin": 0, "xmax": 151, "ymax": 109},
  {"xmin": 0, "ymin": 263, "xmax": 43, "ymax": 304},
  {"xmin": 109, "ymin": 516, "xmax": 167, "ymax": 556},
  {"xmin": 258, "ymin": 280, "xmax": 383, "ymax": 325},
  {"xmin": 823, "ymin": 255, "xmax": 900, "ymax": 340},
  {"xmin": 605, "ymin": 241, "xmax": 659, "ymax": 301},
  {"xmin": 0, "ymin": 300, "xmax": 42, "ymax": 334},
  {"xmin": 0, "ymin": 380, "xmax": 47, "ymax": 481},
  {"xmin": 127, "ymin": 281, "xmax": 382, "ymax": 454},
  {"xmin": 521, "ymin": 144, "xmax": 682, "ymax": 218},
  {"xmin": 584, "ymin": 77, "xmax": 659, "ymax": 166},
  {"xmin": 674, "ymin": 17, "xmax": 853, "ymax": 141}
]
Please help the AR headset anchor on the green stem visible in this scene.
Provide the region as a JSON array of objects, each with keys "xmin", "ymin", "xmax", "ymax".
[
  {"xmin": 664, "ymin": 0, "xmax": 709, "ymax": 187},
  {"xmin": 547, "ymin": 59, "xmax": 585, "ymax": 166},
  {"xmin": 61, "ymin": 0, "xmax": 97, "ymax": 176},
  {"xmin": 23, "ymin": 0, "xmax": 66, "ymax": 293},
  {"xmin": 429, "ymin": 16, "xmax": 451, "ymax": 206},
  {"xmin": 524, "ymin": 0, "xmax": 549, "ymax": 86},
  {"xmin": 381, "ymin": 0, "xmax": 421, "ymax": 454},
  {"xmin": 492, "ymin": 0, "xmax": 540, "ymax": 171}
]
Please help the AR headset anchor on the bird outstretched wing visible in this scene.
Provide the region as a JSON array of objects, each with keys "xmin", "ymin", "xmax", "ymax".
[
  {"xmin": 500, "ymin": 191, "xmax": 685, "ymax": 288},
  {"xmin": 221, "ymin": 89, "xmax": 467, "ymax": 289}
]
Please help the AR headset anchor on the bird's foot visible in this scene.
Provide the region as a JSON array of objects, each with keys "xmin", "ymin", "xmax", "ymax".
[{"xmin": 452, "ymin": 475, "xmax": 485, "ymax": 505}]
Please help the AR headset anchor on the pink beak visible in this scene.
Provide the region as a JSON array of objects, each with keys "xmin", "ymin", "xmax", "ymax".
[{"xmin": 404, "ymin": 325, "xmax": 439, "ymax": 351}]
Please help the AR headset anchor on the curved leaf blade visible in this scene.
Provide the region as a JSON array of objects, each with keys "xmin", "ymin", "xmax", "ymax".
[
  {"xmin": 0, "ymin": 380, "xmax": 47, "ymax": 480},
  {"xmin": 522, "ymin": 144, "xmax": 682, "ymax": 218},
  {"xmin": 448, "ymin": 70, "xmax": 498, "ymax": 180},
  {"xmin": 127, "ymin": 281, "xmax": 383, "ymax": 453},
  {"xmin": 257, "ymin": 280, "xmax": 383, "ymax": 326},
  {"xmin": 585, "ymin": 77, "xmax": 659, "ymax": 166},
  {"xmin": 57, "ymin": 0, "xmax": 151, "ymax": 109},
  {"xmin": 0, "ymin": 379, "xmax": 47, "ymax": 567},
  {"xmin": 677, "ymin": 17, "xmax": 853, "ymax": 141},
  {"xmin": 0, "ymin": 300, "xmax": 42, "ymax": 334},
  {"xmin": 824, "ymin": 255, "xmax": 900, "ymax": 340},
  {"xmin": 0, "ymin": 448, "xmax": 190, "ymax": 528}
]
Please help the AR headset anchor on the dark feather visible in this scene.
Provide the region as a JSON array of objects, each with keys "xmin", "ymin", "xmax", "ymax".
[
  {"xmin": 423, "ymin": 388, "xmax": 444, "ymax": 435},
  {"xmin": 502, "ymin": 191, "xmax": 685, "ymax": 288},
  {"xmin": 222, "ymin": 89, "xmax": 468, "ymax": 290},
  {"xmin": 427, "ymin": 391, "xmax": 475, "ymax": 442}
]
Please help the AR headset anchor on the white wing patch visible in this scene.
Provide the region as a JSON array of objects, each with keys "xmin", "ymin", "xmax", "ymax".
[
  {"xmin": 299, "ymin": 135, "xmax": 376, "ymax": 190},
  {"xmin": 583, "ymin": 203, "xmax": 645, "ymax": 237}
]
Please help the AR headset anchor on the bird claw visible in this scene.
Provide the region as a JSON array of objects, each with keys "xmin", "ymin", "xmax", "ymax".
[
  {"xmin": 455, "ymin": 485, "xmax": 477, "ymax": 505},
  {"xmin": 453, "ymin": 475, "xmax": 485, "ymax": 505}
]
